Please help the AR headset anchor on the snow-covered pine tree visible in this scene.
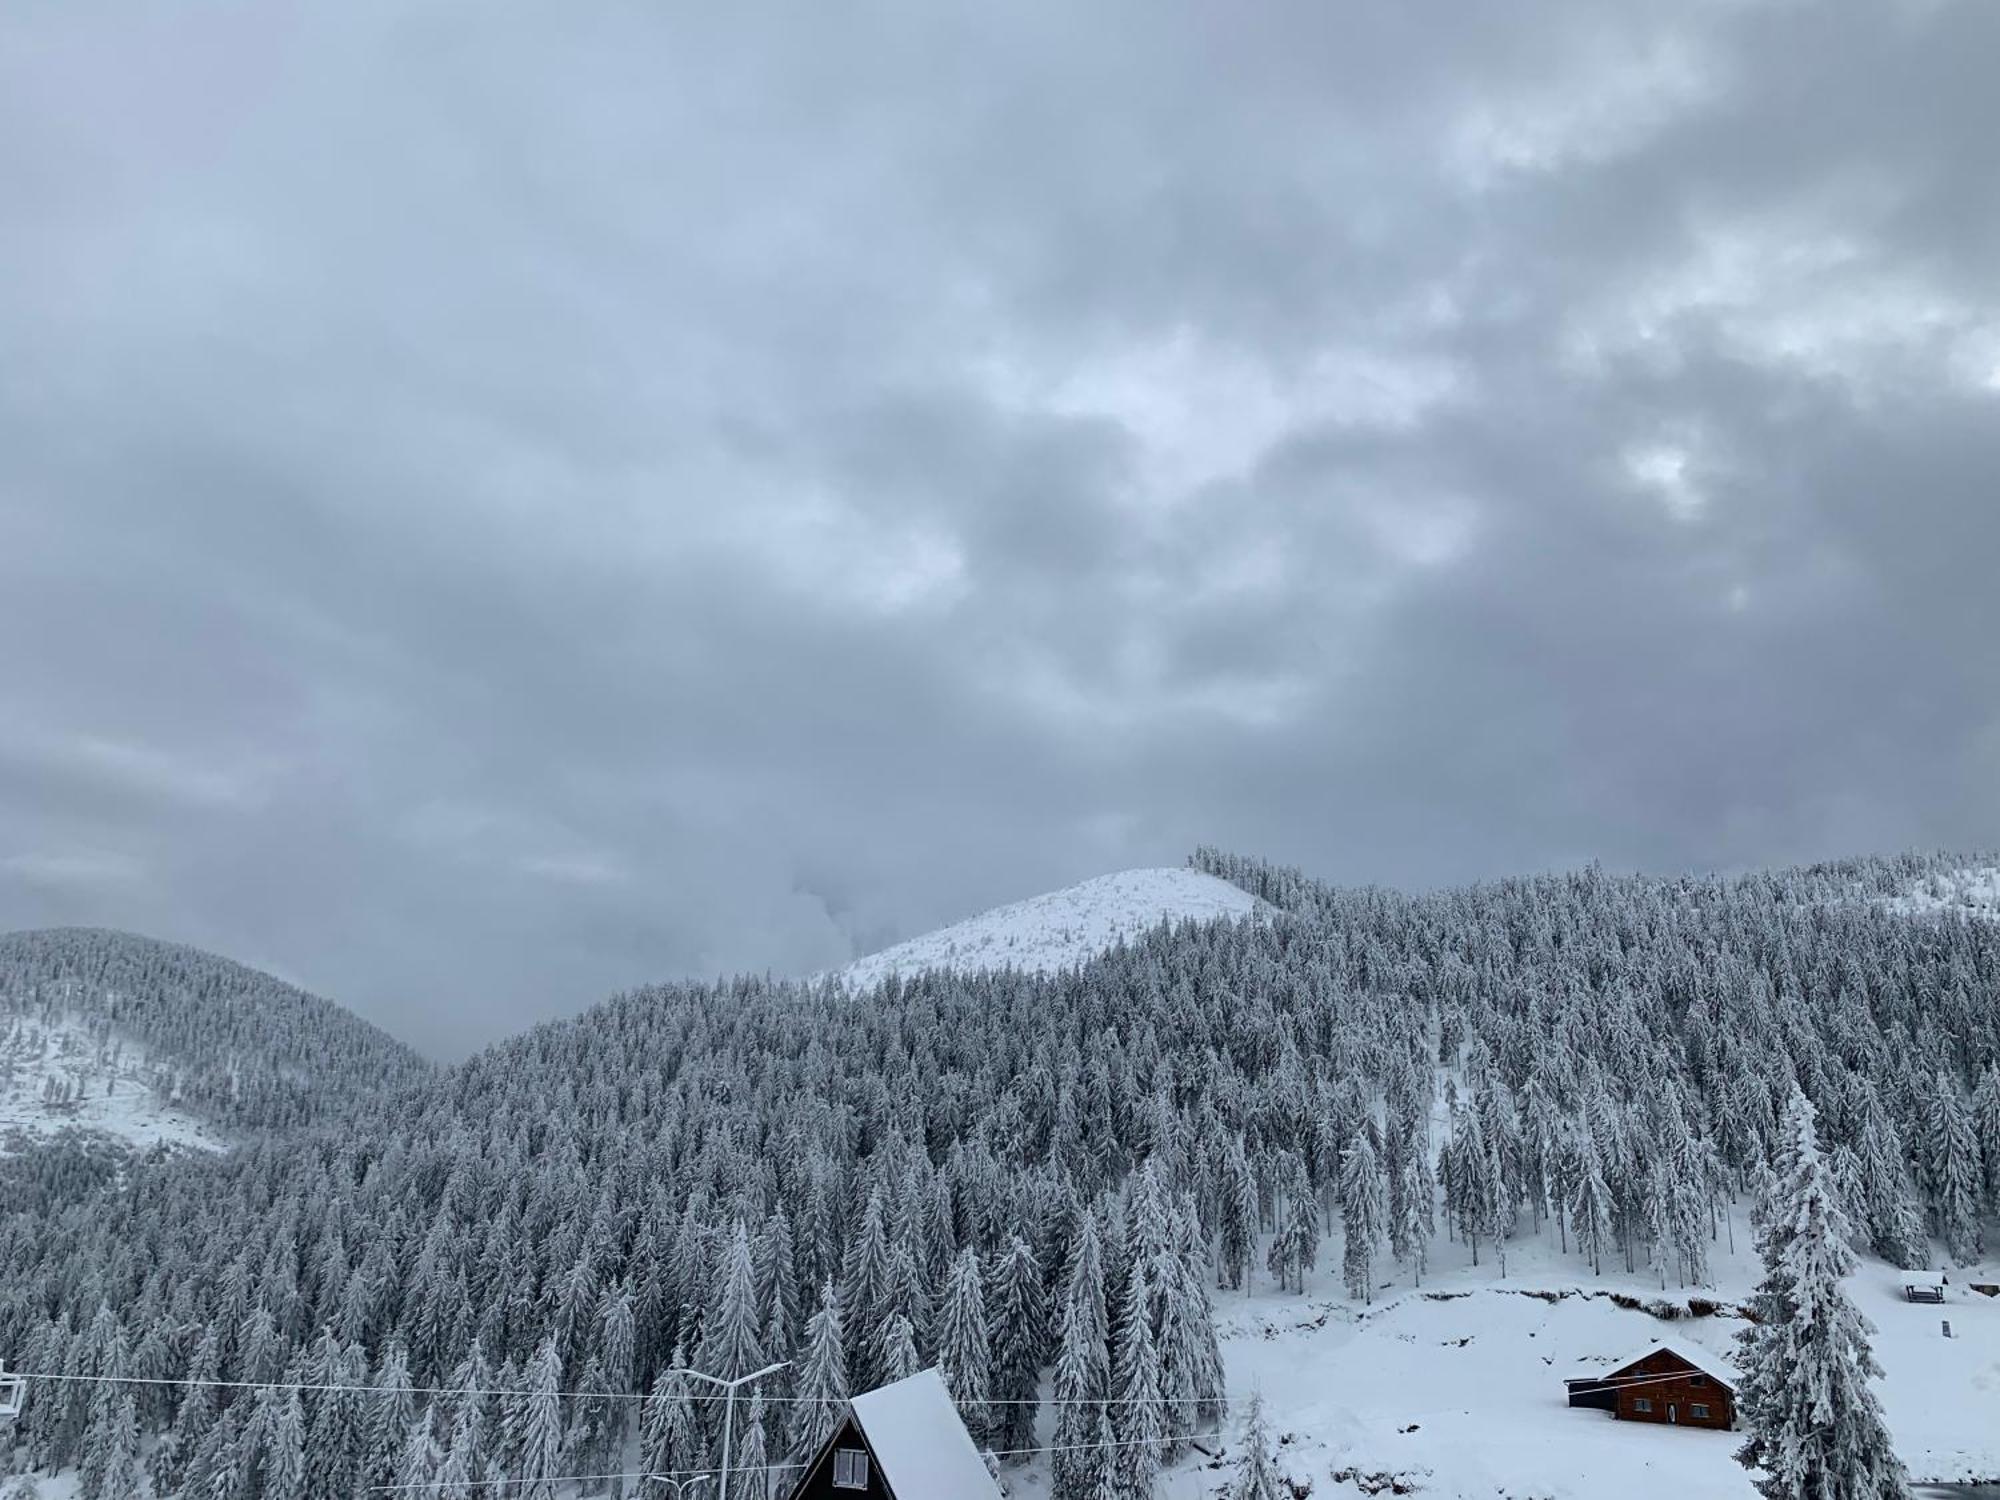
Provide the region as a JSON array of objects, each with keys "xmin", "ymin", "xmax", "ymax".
[
  {"xmin": 1111, "ymin": 1261, "xmax": 1163, "ymax": 1500},
  {"xmin": 184, "ymin": 1402, "xmax": 249, "ymax": 1500},
  {"xmin": 877, "ymin": 1310, "xmax": 920, "ymax": 1383},
  {"xmin": 841, "ymin": 1189, "xmax": 893, "ymax": 1392},
  {"xmin": 1229, "ymin": 1390, "xmax": 1285, "ymax": 1500},
  {"xmin": 936, "ymin": 1244, "xmax": 992, "ymax": 1444},
  {"xmin": 567, "ymin": 1355, "xmax": 617, "ymax": 1495},
  {"xmin": 1916, "ymin": 1070, "xmax": 1984, "ymax": 1263},
  {"xmin": 791, "ymin": 1281, "xmax": 849, "ymax": 1463},
  {"xmin": 521, "ymin": 1335, "xmax": 565, "ymax": 1500},
  {"xmin": 1735, "ymin": 1089, "xmax": 1909, "ymax": 1500},
  {"xmin": 640, "ymin": 1347, "xmax": 703, "ymax": 1494},
  {"xmin": 395, "ymin": 1406, "xmax": 443, "ymax": 1497},
  {"xmin": 75, "ymin": 1392, "xmax": 139, "ymax": 1500},
  {"xmin": 435, "ymin": 1409, "xmax": 479, "ymax": 1500},
  {"xmin": 365, "ymin": 1341, "xmax": 417, "ymax": 1493},
  {"xmin": 303, "ymin": 1335, "xmax": 368, "ymax": 1500},
  {"xmin": 701, "ymin": 1219, "xmax": 768, "ymax": 1381},
  {"xmin": 1171, "ymin": 1193, "xmax": 1229, "ymax": 1430},
  {"xmin": 1086, "ymin": 1409, "xmax": 1122, "ymax": 1500},
  {"xmin": 1569, "ymin": 1131, "xmax": 1615, "ymax": 1278},
  {"xmin": 1263, "ymin": 1152, "xmax": 1317, "ymax": 1293},
  {"xmin": 988, "ymin": 1234, "xmax": 1048, "ymax": 1451},
  {"xmin": 1339, "ymin": 1130, "xmax": 1387, "ymax": 1302},
  {"xmin": 1050, "ymin": 1240, "xmax": 1110, "ymax": 1500},
  {"xmin": 733, "ymin": 1391, "xmax": 771, "ymax": 1500},
  {"xmin": 881, "ymin": 1235, "xmax": 933, "ymax": 1363},
  {"xmin": 1974, "ymin": 1062, "xmax": 2000, "ymax": 1215},
  {"xmin": 262, "ymin": 1384, "xmax": 308, "ymax": 1499},
  {"xmin": 1217, "ymin": 1134, "xmax": 1260, "ymax": 1292},
  {"xmin": 1385, "ymin": 1105, "xmax": 1434, "ymax": 1286},
  {"xmin": 153, "ymin": 1321, "xmax": 221, "ymax": 1494},
  {"xmin": 1851, "ymin": 1094, "xmax": 1927, "ymax": 1268},
  {"xmin": 755, "ymin": 1209, "xmax": 801, "ymax": 1365}
]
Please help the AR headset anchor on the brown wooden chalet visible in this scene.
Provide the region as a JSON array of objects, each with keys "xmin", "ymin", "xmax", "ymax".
[
  {"xmin": 784, "ymin": 1368, "xmax": 1000, "ymax": 1500},
  {"xmin": 1565, "ymin": 1341, "xmax": 1737, "ymax": 1431}
]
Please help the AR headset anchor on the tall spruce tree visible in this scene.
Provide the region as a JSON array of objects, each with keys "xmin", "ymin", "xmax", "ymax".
[
  {"xmin": 936, "ymin": 1244, "xmax": 993, "ymax": 1444},
  {"xmin": 988, "ymin": 1234, "xmax": 1048, "ymax": 1452},
  {"xmin": 1111, "ymin": 1263, "xmax": 1163, "ymax": 1500},
  {"xmin": 1735, "ymin": 1090, "xmax": 1909, "ymax": 1500},
  {"xmin": 1339, "ymin": 1131, "xmax": 1388, "ymax": 1303},
  {"xmin": 521, "ymin": 1335, "xmax": 565, "ymax": 1500},
  {"xmin": 792, "ymin": 1281, "xmax": 850, "ymax": 1461}
]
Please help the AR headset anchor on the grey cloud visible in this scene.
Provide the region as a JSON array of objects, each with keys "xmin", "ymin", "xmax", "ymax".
[{"xmin": 3, "ymin": 0, "xmax": 1996, "ymax": 1054}]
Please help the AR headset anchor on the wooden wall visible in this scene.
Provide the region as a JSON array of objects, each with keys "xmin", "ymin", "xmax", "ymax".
[
  {"xmin": 782, "ymin": 1415, "xmax": 895, "ymax": 1500},
  {"xmin": 1608, "ymin": 1349, "xmax": 1734, "ymax": 1431}
]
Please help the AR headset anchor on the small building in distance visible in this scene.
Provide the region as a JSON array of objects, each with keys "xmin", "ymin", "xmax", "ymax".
[
  {"xmin": 1903, "ymin": 1270, "xmax": 1949, "ymax": 1303},
  {"xmin": 783, "ymin": 1367, "xmax": 1000, "ymax": 1500},
  {"xmin": 1565, "ymin": 1342, "xmax": 1737, "ymax": 1431}
]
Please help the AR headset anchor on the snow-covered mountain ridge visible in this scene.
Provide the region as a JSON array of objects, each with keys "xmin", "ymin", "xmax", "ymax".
[
  {"xmin": 827, "ymin": 866, "xmax": 1261, "ymax": 990},
  {"xmin": 0, "ymin": 927, "xmax": 435, "ymax": 1142}
]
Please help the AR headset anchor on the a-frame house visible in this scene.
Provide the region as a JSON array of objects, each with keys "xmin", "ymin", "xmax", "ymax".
[{"xmin": 784, "ymin": 1368, "xmax": 1001, "ymax": 1500}]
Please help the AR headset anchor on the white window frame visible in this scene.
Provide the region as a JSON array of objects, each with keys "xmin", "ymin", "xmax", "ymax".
[{"xmin": 833, "ymin": 1447, "xmax": 870, "ymax": 1490}]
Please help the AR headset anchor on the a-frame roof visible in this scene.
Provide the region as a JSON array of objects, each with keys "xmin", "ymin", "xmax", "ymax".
[
  {"xmin": 1596, "ymin": 1339, "xmax": 1740, "ymax": 1389},
  {"xmin": 848, "ymin": 1368, "xmax": 1001, "ymax": 1500}
]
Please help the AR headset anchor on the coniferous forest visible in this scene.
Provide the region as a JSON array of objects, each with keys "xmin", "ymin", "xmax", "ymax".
[{"xmin": 0, "ymin": 849, "xmax": 1997, "ymax": 1497}]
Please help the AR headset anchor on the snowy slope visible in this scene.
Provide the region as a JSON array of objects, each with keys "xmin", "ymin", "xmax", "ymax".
[
  {"xmin": 0, "ymin": 1012, "xmax": 225, "ymax": 1156},
  {"xmin": 1192, "ymin": 1249, "xmax": 2000, "ymax": 1499},
  {"xmin": 1882, "ymin": 864, "xmax": 2000, "ymax": 920},
  {"xmin": 827, "ymin": 867, "xmax": 1260, "ymax": 990},
  {"xmin": 998, "ymin": 1203, "xmax": 2000, "ymax": 1500}
]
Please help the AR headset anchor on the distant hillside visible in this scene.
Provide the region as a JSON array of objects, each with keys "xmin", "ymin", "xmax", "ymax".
[
  {"xmin": 2, "ymin": 850, "xmax": 1996, "ymax": 1497},
  {"xmin": 827, "ymin": 865, "xmax": 1261, "ymax": 989},
  {"xmin": 0, "ymin": 927, "xmax": 433, "ymax": 1141}
]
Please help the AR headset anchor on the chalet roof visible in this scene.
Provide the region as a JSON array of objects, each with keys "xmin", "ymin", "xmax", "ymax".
[
  {"xmin": 850, "ymin": 1368, "xmax": 1002, "ymax": 1500},
  {"xmin": 1589, "ymin": 1339, "xmax": 1740, "ymax": 1389}
]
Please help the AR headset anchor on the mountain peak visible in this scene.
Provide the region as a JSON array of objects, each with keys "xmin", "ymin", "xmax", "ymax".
[{"xmin": 827, "ymin": 865, "xmax": 1260, "ymax": 990}]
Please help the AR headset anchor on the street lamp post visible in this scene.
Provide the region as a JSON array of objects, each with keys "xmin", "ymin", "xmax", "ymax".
[{"xmin": 674, "ymin": 1360, "xmax": 788, "ymax": 1500}]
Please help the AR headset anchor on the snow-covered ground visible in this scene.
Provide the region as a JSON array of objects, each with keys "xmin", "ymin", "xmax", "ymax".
[
  {"xmin": 827, "ymin": 868, "xmax": 1260, "ymax": 991},
  {"xmin": 0, "ymin": 1012, "xmax": 224, "ymax": 1156},
  {"xmin": 1881, "ymin": 865, "xmax": 2000, "ymax": 920},
  {"xmin": 1185, "ymin": 1244, "xmax": 1999, "ymax": 1498},
  {"xmin": 1035, "ymin": 1214, "xmax": 1999, "ymax": 1500}
]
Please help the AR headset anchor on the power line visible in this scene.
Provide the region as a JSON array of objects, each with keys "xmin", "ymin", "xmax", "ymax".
[
  {"xmin": 1568, "ymin": 1368, "xmax": 1736, "ymax": 1394},
  {"xmin": 360, "ymin": 1424, "xmax": 1229, "ymax": 1493},
  {"xmin": 1, "ymin": 1366, "xmax": 1221, "ymax": 1408}
]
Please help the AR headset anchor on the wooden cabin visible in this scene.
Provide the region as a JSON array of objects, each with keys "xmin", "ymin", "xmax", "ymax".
[
  {"xmin": 784, "ymin": 1368, "xmax": 1000, "ymax": 1500},
  {"xmin": 1565, "ymin": 1342, "xmax": 1736, "ymax": 1431}
]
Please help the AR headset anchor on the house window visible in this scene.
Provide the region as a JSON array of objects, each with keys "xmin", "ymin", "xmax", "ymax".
[
  {"xmin": 1690, "ymin": 1374, "xmax": 1708, "ymax": 1386},
  {"xmin": 1633, "ymin": 1398, "xmax": 1653, "ymax": 1413},
  {"xmin": 1691, "ymin": 1403, "xmax": 1711, "ymax": 1419},
  {"xmin": 834, "ymin": 1449, "xmax": 870, "ymax": 1489}
]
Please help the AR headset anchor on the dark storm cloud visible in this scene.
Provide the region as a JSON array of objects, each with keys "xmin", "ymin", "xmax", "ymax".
[{"xmin": 4, "ymin": 0, "xmax": 1996, "ymax": 1054}]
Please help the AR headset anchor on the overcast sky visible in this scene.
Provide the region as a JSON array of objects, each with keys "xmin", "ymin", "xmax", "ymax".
[{"xmin": 4, "ymin": 1, "xmax": 1997, "ymax": 1055}]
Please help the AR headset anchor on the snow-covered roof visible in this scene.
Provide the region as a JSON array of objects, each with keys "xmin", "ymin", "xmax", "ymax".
[
  {"xmin": 1903, "ymin": 1270, "xmax": 1948, "ymax": 1287},
  {"xmin": 1593, "ymin": 1340, "xmax": 1740, "ymax": 1388},
  {"xmin": 849, "ymin": 1368, "xmax": 1001, "ymax": 1500}
]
